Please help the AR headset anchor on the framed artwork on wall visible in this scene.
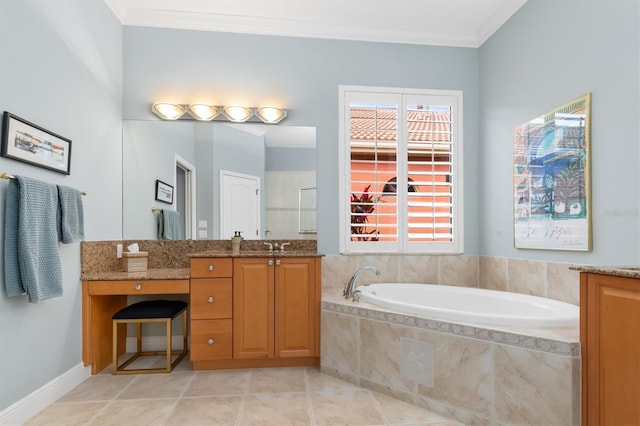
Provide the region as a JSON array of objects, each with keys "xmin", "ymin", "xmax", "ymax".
[
  {"xmin": 513, "ymin": 93, "xmax": 592, "ymax": 251},
  {"xmin": 155, "ymin": 179, "xmax": 174, "ymax": 204},
  {"xmin": 1, "ymin": 112, "xmax": 72, "ymax": 175}
]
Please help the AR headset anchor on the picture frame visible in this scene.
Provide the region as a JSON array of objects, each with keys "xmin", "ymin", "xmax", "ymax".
[
  {"xmin": 155, "ymin": 179, "xmax": 174, "ymax": 204},
  {"xmin": 513, "ymin": 93, "xmax": 592, "ymax": 251},
  {"xmin": 1, "ymin": 112, "xmax": 72, "ymax": 175}
]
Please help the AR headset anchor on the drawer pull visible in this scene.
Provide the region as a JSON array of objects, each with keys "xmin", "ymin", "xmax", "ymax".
[
  {"xmin": 134, "ymin": 283, "xmax": 142, "ymax": 291},
  {"xmin": 276, "ymin": 259, "xmax": 281, "ymax": 266},
  {"xmin": 208, "ymin": 265, "xmax": 214, "ymax": 271},
  {"xmin": 268, "ymin": 259, "xmax": 274, "ymax": 266},
  {"xmin": 208, "ymin": 338, "xmax": 215, "ymax": 345},
  {"xmin": 207, "ymin": 296, "xmax": 215, "ymax": 303}
]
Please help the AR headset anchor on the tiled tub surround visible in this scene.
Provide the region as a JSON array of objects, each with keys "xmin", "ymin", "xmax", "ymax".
[
  {"xmin": 321, "ymin": 254, "xmax": 581, "ymax": 425},
  {"xmin": 321, "ymin": 296, "xmax": 580, "ymax": 426},
  {"xmin": 322, "ymin": 254, "xmax": 580, "ymax": 305}
]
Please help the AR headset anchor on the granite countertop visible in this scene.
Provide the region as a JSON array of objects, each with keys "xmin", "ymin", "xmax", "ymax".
[
  {"xmin": 82, "ymin": 268, "xmax": 190, "ymax": 281},
  {"xmin": 570, "ymin": 265, "xmax": 640, "ymax": 279},
  {"xmin": 188, "ymin": 250, "xmax": 322, "ymax": 258}
]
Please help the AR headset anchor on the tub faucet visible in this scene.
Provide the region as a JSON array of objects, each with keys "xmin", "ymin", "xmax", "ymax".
[{"xmin": 343, "ymin": 266, "xmax": 381, "ymax": 301}]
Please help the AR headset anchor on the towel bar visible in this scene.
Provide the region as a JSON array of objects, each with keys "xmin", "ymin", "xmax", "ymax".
[{"xmin": 1, "ymin": 173, "xmax": 87, "ymax": 195}]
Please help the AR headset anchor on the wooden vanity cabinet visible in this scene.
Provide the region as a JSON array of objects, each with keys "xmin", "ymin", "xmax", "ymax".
[
  {"xmin": 581, "ymin": 272, "xmax": 640, "ymax": 426},
  {"xmin": 189, "ymin": 255, "xmax": 320, "ymax": 369}
]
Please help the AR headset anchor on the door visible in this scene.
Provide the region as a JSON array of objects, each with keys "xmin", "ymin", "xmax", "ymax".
[
  {"xmin": 275, "ymin": 257, "xmax": 316, "ymax": 358},
  {"xmin": 233, "ymin": 258, "xmax": 274, "ymax": 359},
  {"xmin": 175, "ymin": 155, "xmax": 196, "ymax": 239},
  {"xmin": 220, "ymin": 170, "xmax": 260, "ymax": 240}
]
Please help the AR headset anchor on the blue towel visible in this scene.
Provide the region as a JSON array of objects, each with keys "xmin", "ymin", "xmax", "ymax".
[
  {"xmin": 57, "ymin": 185, "xmax": 84, "ymax": 243},
  {"xmin": 4, "ymin": 176, "xmax": 63, "ymax": 303},
  {"xmin": 161, "ymin": 209, "xmax": 182, "ymax": 240}
]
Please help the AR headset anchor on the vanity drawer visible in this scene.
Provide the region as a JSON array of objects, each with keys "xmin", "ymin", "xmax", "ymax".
[
  {"xmin": 190, "ymin": 319, "xmax": 233, "ymax": 361},
  {"xmin": 87, "ymin": 280, "xmax": 189, "ymax": 295},
  {"xmin": 190, "ymin": 278, "xmax": 233, "ymax": 319},
  {"xmin": 190, "ymin": 258, "xmax": 233, "ymax": 278}
]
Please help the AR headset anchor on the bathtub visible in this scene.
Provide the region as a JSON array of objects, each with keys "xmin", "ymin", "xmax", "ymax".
[{"xmin": 357, "ymin": 283, "xmax": 579, "ymax": 327}]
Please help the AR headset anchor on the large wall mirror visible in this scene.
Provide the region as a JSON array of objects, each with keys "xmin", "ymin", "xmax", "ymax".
[{"xmin": 123, "ymin": 120, "xmax": 316, "ymax": 241}]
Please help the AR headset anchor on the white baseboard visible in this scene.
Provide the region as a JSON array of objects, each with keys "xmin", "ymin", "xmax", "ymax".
[
  {"xmin": 0, "ymin": 363, "xmax": 90, "ymax": 426},
  {"xmin": 126, "ymin": 335, "xmax": 188, "ymax": 352}
]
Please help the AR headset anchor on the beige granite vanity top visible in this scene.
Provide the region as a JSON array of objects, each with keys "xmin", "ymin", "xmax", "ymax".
[
  {"xmin": 570, "ymin": 265, "xmax": 640, "ymax": 279},
  {"xmin": 189, "ymin": 250, "xmax": 322, "ymax": 258},
  {"xmin": 82, "ymin": 268, "xmax": 190, "ymax": 281}
]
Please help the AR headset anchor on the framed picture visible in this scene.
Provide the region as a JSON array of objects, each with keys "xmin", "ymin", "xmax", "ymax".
[
  {"xmin": 155, "ymin": 179, "xmax": 174, "ymax": 204},
  {"xmin": 1, "ymin": 112, "xmax": 72, "ymax": 175},
  {"xmin": 513, "ymin": 93, "xmax": 592, "ymax": 251}
]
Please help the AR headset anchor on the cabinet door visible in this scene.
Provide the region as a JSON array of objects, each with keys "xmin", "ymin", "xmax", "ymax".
[
  {"xmin": 585, "ymin": 273, "xmax": 640, "ymax": 426},
  {"xmin": 275, "ymin": 257, "xmax": 316, "ymax": 358},
  {"xmin": 233, "ymin": 258, "xmax": 274, "ymax": 359}
]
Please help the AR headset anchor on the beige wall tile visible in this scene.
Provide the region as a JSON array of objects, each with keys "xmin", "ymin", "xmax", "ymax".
[
  {"xmin": 359, "ymin": 319, "xmax": 415, "ymax": 393},
  {"xmin": 547, "ymin": 262, "xmax": 580, "ymax": 305},
  {"xmin": 320, "ymin": 312, "xmax": 359, "ymax": 376},
  {"xmin": 507, "ymin": 258, "xmax": 546, "ymax": 296},
  {"xmin": 479, "ymin": 256, "xmax": 507, "ymax": 291},
  {"xmin": 321, "ymin": 254, "xmax": 358, "ymax": 293},
  {"xmin": 356, "ymin": 255, "xmax": 399, "ymax": 284},
  {"xmin": 494, "ymin": 345, "xmax": 575, "ymax": 425},
  {"xmin": 415, "ymin": 329, "xmax": 493, "ymax": 416},
  {"xmin": 397, "ymin": 255, "xmax": 439, "ymax": 283},
  {"xmin": 439, "ymin": 255, "xmax": 479, "ymax": 286}
]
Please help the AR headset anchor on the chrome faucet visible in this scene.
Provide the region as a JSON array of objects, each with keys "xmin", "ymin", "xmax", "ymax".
[{"xmin": 343, "ymin": 266, "xmax": 381, "ymax": 301}]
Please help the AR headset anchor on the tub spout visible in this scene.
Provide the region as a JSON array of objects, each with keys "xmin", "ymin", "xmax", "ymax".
[{"xmin": 343, "ymin": 266, "xmax": 381, "ymax": 301}]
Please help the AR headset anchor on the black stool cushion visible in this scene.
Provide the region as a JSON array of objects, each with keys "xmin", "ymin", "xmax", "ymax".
[{"xmin": 113, "ymin": 300, "xmax": 188, "ymax": 320}]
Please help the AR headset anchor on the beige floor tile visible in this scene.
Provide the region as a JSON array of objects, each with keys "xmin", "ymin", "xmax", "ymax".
[
  {"xmin": 184, "ymin": 369, "xmax": 250, "ymax": 396},
  {"xmin": 90, "ymin": 399, "xmax": 175, "ymax": 425},
  {"xmin": 24, "ymin": 402, "xmax": 105, "ymax": 426},
  {"xmin": 306, "ymin": 367, "xmax": 359, "ymax": 392},
  {"xmin": 310, "ymin": 390, "xmax": 385, "ymax": 426},
  {"xmin": 164, "ymin": 395, "xmax": 243, "ymax": 425},
  {"xmin": 58, "ymin": 375, "xmax": 136, "ymax": 402},
  {"xmin": 116, "ymin": 372, "xmax": 194, "ymax": 399},
  {"xmin": 238, "ymin": 393, "xmax": 311, "ymax": 426},
  {"xmin": 248, "ymin": 367, "xmax": 306, "ymax": 394},
  {"xmin": 373, "ymin": 393, "xmax": 461, "ymax": 425}
]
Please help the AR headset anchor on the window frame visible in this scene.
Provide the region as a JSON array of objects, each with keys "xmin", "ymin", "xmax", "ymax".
[{"xmin": 338, "ymin": 85, "xmax": 464, "ymax": 254}]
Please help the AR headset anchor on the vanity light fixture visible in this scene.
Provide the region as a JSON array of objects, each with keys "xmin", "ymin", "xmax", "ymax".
[
  {"xmin": 255, "ymin": 107, "xmax": 287, "ymax": 124},
  {"xmin": 152, "ymin": 102, "xmax": 186, "ymax": 120},
  {"xmin": 151, "ymin": 102, "xmax": 287, "ymax": 124},
  {"xmin": 187, "ymin": 104, "xmax": 220, "ymax": 121},
  {"xmin": 222, "ymin": 106, "xmax": 254, "ymax": 123}
]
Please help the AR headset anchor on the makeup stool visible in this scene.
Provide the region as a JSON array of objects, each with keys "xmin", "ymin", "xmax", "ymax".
[{"xmin": 112, "ymin": 300, "xmax": 188, "ymax": 374}]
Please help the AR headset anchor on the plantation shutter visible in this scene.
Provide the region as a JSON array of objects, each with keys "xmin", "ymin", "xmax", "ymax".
[{"xmin": 342, "ymin": 87, "xmax": 462, "ymax": 254}]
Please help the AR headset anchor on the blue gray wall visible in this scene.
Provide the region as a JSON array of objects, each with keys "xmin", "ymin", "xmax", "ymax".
[
  {"xmin": 0, "ymin": 0, "xmax": 122, "ymax": 411},
  {"xmin": 122, "ymin": 27, "xmax": 482, "ymax": 255},
  {"xmin": 479, "ymin": 0, "xmax": 640, "ymax": 264}
]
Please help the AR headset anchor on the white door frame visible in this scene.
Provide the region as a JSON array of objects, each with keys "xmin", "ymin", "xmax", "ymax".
[
  {"xmin": 175, "ymin": 154, "xmax": 197, "ymax": 240},
  {"xmin": 220, "ymin": 169, "xmax": 261, "ymax": 240}
]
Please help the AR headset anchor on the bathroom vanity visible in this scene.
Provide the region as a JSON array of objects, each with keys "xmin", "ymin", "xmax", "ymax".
[
  {"xmin": 80, "ymin": 240, "xmax": 321, "ymax": 374},
  {"xmin": 189, "ymin": 253, "xmax": 321, "ymax": 370},
  {"xmin": 577, "ymin": 266, "xmax": 640, "ymax": 426}
]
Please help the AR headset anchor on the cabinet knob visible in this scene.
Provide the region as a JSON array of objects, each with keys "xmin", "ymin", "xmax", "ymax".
[
  {"xmin": 208, "ymin": 265, "xmax": 214, "ymax": 271},
  {"xmin": 134, "ymin": 283, "xmax": 142, "ymax": 291},
  {"xmin": 268, "ymin": 259, "xmax": 274, "ymax": 266},
  {"xmin": 208, "ymin": 338, "xmax": 215, "ymax": 345},
  {"xmin": 207, "ymin": 296, "xmax": 214, "ymax": 303},
  {"xmin": 276, "ymin": 259, "xmax": 281, "ymax": 266}
]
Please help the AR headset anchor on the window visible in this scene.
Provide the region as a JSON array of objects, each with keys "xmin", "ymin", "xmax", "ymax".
[{"xmin": 339, "ymin": 86, "xmax": 463, "ymax": 253}]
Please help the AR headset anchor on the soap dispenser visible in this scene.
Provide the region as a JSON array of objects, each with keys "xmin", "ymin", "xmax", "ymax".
[{"xmin": 231, "ymin": 231, "xmax": 243, "ymax": 254}]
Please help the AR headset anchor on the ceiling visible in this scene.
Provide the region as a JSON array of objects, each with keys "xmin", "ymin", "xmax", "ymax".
[{"xmin": 104, "ymin": 0, "xmax": 527, "ymax": 48}]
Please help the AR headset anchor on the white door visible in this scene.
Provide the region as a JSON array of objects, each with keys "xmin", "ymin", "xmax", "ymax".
[{"xmin": 220, "ymin": 170, "xmax": 260, "ymax": 240}]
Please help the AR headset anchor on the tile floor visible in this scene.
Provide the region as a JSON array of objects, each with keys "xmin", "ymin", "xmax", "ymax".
[{"xmin": 24, "ymin": 357, "xmax": 463, "ymax": 426}]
